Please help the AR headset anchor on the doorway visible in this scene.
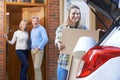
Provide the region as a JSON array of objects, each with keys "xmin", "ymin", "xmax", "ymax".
[{"xmin": 6, "ymin": 5, "xmax": 46, "ymax": 80}]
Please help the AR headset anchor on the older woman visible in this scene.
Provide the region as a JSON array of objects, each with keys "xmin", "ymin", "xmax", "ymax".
[{"xmin": 4, "ymin": 20, "xmax": 29, "ymax": 80}]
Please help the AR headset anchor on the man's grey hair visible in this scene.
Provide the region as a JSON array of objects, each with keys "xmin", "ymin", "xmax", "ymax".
[{"xmin": 32, "ymin": 16, "xmax": 39, "ymax": 20}]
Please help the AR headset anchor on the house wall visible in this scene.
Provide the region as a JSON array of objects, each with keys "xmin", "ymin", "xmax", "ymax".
[
  {"xmin": 46, "ymin": 0, "xmax": 60, "ymax": 80},
  {"xmin": 0, "ymin": 1, "xmax": 6, "ymax": 80},
  {"xmin": 96, "ymin": 11, "xmax": 112, "ymax": 30}
]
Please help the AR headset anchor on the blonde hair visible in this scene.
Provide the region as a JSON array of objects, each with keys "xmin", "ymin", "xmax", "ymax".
[
  {"xmin": 63, "ymin": 5, "xmax": 81, "ymax": 27},
  {"xmin": 19, "ymin": 19, "xmax": 28, "ymax": 31}
]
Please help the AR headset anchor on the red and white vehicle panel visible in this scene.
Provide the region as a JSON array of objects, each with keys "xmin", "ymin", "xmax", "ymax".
[{"xmin": 76, "ymin": 0, "xmax": 120, "ymax": 80}]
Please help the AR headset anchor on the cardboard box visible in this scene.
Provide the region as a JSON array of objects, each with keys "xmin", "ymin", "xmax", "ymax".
[{"xmin": 60, "ymin": 28, "xmax": 99, "ymax": 54}]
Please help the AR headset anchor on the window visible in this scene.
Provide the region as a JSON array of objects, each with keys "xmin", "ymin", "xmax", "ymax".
[{"xmin": 60, "ymin": 0, "xmax": 96, "ymax": 30}]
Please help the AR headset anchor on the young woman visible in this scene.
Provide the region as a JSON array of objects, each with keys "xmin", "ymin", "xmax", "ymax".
[
  {"xmin": 4, "ymin": 20, "xmax": 29, "ymax": 80},
  {"xmin": 55, "ymin": 5, "xmax": 87, "ymax": 80}
]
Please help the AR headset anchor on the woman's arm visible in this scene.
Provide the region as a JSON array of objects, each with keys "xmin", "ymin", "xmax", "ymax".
[{"xmin": 6, "ymin": 32, "xmax": 17, "ymax": 45}]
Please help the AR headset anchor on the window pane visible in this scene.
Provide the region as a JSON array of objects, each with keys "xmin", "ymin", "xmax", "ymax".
[
  {"xmin": 6, "ymin": 0, "xmax": 17, "ymax": 2},
  {"xmin": 64, "ymin": 0, "xmax": 95, "ymax": 29},
  {"xmin": 21, "ymin": 0, "xmax": 31, "ymax": 2},
  {"xmin": 35, "ymin": 0, "xmax": 44, "ymax": 3}
]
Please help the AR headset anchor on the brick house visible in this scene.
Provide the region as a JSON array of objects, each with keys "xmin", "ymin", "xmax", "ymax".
[{"xmin": 0, "ymin": 0, "xmax": 112, "ymax": 80}]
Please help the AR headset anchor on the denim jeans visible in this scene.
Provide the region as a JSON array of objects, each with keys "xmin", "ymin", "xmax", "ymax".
[
  {"xmin": 57, "ymin": 65, "xmax": 68, "ymax": 80},
  {"xmin": 16, "ymin": 50, "xmax": 29, "ymax": 80}
]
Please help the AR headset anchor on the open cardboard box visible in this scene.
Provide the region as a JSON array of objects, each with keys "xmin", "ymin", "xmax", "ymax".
[{"xmin": 60, "ymin": 28, "xmax": 99, "ymax": 80}]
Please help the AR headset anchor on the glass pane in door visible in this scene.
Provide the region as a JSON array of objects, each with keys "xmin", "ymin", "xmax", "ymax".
[{"xmin": 35, "ymin": 0, "xmax": 44, "ymax": 3}]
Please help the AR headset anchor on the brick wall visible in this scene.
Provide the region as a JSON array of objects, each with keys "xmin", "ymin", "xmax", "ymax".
[
  {"xmin": 96, "ymin": 11, "xmax": 113, "ymax": 39},
  {"xmin": 96, "ymin": 11, "xmax": 112, "ymax": 30},
  {"xmin": 0, "ymin": 1, "xmax": 6, "ymax": 80},
  {"xmin": 46, "ymin": 0, "xmax": 60, "ymax": 80}
]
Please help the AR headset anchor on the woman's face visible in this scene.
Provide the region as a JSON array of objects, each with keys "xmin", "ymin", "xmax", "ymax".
[
  {"xmin": 21, "ymin": 21, "xmax": 27, "ymax": 31},
  {"xmin": 69, "ymin": 8, "xmax": 81, "ymax": 23}
]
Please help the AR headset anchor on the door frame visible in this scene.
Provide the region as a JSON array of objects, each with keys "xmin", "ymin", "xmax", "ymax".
[{"xmin": 4, "ymin": 4, "xmax": 48, "ymax": 80}]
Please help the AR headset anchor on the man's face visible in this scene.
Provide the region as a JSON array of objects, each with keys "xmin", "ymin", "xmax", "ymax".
[{"xmin": 32, "ymin": 18, "xmax": 39, "ymax": 27}]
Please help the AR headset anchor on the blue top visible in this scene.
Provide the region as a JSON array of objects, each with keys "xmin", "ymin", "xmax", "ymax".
[{"xmin": 30, "ymin": 25, "xmax": 48, "ymax": 50}]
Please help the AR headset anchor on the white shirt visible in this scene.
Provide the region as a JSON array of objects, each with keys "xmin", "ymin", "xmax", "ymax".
[{"xmin": 8, "ymin": 30, "xmax": 29, "ymax": 50}]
